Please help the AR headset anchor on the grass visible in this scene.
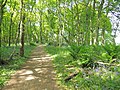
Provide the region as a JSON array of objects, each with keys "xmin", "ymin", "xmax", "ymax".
[
  {"xmin": 45, "ymin": 46, "xmax": 120, "ymax": 90},
  {"xmin": 0, "ymin": 45, "xmax": 36, "ymax": 89}
]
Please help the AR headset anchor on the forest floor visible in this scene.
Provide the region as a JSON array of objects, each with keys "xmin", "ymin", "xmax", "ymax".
[{"xmin": 2, "ymin": 45, "xmax": 63, "ymax": 90}]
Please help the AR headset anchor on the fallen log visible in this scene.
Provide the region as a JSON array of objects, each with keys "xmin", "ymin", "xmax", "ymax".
[
  {"xmin": 96, "ymin": 61, "xmax": 120, "ymax": 67},
  {"xmin": 64, "ymin": 71, "xmax": 79, "ymax": 82}
]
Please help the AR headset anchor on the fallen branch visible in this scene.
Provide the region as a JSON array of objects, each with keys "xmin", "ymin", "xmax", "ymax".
[
  {"xmin": 8, "ymin": 49, "xmax": 16, "ymax": 61},
  {"xmin": 61, "ymin": 33, "xmax": 70, "ymax": 45},
  {"xmin": 64, "ymin": 71, "xmax": 79, "ymax": 82},
  {"xmin": 96, "ymin": 61, "xmax": 120, "ymax": 67}
]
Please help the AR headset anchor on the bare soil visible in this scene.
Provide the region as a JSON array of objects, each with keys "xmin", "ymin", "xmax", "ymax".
[{"xmin": 2, "ymin": 45, "xmax": 63, "ymax": 90}]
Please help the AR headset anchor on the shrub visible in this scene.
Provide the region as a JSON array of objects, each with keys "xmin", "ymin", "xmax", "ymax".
[
  {"xmin": 102, "ymin": 44, "xmax": 120, "ymax": 63},
  {"xmin": 78, "ymin": 45, "xmax": 96, "ymax": 67},
  {"xmin": 68, "ymin": 44, "xmax": 81, "ymax": 60},
  {"xmin": 68, "ymin": 45, "xmax": 97, "ymax": 68},
  {"xmin": 29, "ymin": 42, "xmax": 37, "ymax": 46}
]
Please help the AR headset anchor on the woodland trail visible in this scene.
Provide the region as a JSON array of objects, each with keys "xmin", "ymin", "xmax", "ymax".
[{"xmin": 2, "ymin": 45, "xmax": 63, "ymax": 90}]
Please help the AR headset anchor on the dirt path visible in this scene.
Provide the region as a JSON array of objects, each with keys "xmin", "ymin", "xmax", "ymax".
[{"xmin": 2, "ymin": 45, "xmax": 63, "ymax": 90}]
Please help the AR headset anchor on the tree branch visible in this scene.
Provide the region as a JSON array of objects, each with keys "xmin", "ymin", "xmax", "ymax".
[
  {"xmin": 64, "ymin": 71, "xmax": 79, "ymax": 82},
  {"xmin": 96, "ymin": 61, "xmax": 120, "ymax": 67},
  {"xmin": 1, "ymin": 0, "xmax": 7, "ymax": 9}
]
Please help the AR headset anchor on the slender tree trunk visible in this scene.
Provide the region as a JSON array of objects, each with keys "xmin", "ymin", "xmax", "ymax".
[
  {"xmin": 39, "ymin": 13, "xmax": 43, "ymax": 43},
  {"xmin": 20, "ymin": 14, "xmax": 25, "ymax": 57},
  {"xmin": 16, "ymin": 21, "xmax": 20, "ymax": 46},
  {"xmin": 101, "ymin": 3, "xmax": 110, "ymax": 45},
  {"xmin": 0, "ymin": 0, "xmax": 7, "ymax": 60},
  {"xmin": 56, "ymin": 0, "xmax": 62, "ymax": 46},
  {"xmin": 91, "ymin": 0, "xmax": 96, "ymax": 45},
  {"xmin": 0, "ymin": 8, "xmax": 3, "ymax": 48},
  {"xmin": 9, "ymin": 13, "xmax": 13, "ymax": 46},
  {"xmin": 102, "ymin": 29, "xmax": 105, "ymax": 44},
  {"xmin": 75, "ymin": 0, "xmax": 81, "ymax": 45},
  {"xmin": 70, "ymin": 0, "xmax": 74, "ymax": 44},
  {"xmin": 96, "ymin": 0, "xmax": 104, "ymax": 45},
  {"xmin": 0, "ymin": 9, "xmax": 3, "ymax": 60},
  {"xmin": 27, "ymin": 20, "xmax": 32, "ymax": 44},
  {"xmin": 20, "ymin": 0, "xmax": 25, "ymax": 57},
  {"xmin": 85, "ymin": 11, "xmax": 90, "ymax": 45},
  {"xmin": 85, "ymin": 2, "xmax": 90, "ymax": 45}
]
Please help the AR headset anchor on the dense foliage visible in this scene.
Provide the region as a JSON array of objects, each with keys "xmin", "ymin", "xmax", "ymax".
[{"xmin": 46, "ymin": 45, "xmax": 120, "ymax": 90}]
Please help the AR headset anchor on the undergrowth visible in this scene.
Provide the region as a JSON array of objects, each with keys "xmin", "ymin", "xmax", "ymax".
[{"xmin": 45, "ymin": 45, "xmax": 120, "ymax": 90}]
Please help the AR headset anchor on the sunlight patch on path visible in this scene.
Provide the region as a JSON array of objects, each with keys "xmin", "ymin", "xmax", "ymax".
[{"xmin": 2, "ymin": 45, "xmax": 63, "ymax": 90}]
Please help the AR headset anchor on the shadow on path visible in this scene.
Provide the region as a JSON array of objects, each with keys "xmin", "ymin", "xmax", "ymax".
[{"xmin": 2, "ymin": 45, "xmax": 63, "ymax": 90}]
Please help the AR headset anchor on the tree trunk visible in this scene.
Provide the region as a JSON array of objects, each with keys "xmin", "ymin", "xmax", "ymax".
[
  {"xmin": 56, "ymin": 0, "xmax": 62, "ymax": 46},
  {"xmin": 96, "ymin": 0, "xmax": 104, "ymax": 45},
  {"xmin": 9, "ymin": 13, "xmax": 13, "ymax": 46},
  {"xmin": 0, "ymin": 0, "xmax": 7, "ymax": 60},
  {"xmin": 102, "ymin": 29, "xmax": 105, "ymax": 45},
  {"xmin": 91, "ymin": 0, "xmax": 96, "ymax": 45},
  {"xmin": 0, "ymin": 8, "xmax": 3, "ymax": 47},
  {"xmin": 39, "ymin": 14, "xmax": 43, "ymax": 43},
  {"xmin": 0, "ymin": 9, "xmax": 3, "ymax": 60},
  {"xmin": 20, "ymin": 14, "xmax": 25, "ymax": 57},
  {"xmin": 20, "ymin": 0, "xmax": 25, "ymax": 57},
  {"xmin": 85, "ymin": 2, "xmax": 90, "ymax": 45}
]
